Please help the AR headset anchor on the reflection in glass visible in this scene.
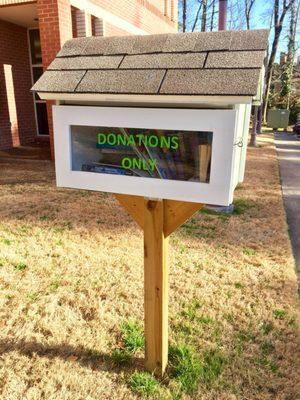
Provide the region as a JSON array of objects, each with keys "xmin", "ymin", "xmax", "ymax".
[
  {"xmin": 29, "ymin": 29, "xmax": 42, "ymax": 65},
  {"xmin": 71, "ymin": 126, "xmax": 213, "ymax": 183},
  {"xmin": 36, "ymin": 103, "xmax": 49, "ymax": 135}
]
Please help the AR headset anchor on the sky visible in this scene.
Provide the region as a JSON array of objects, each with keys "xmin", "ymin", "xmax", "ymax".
[
  {"xmin": 179, "ymin": 0, "xmax": 299, "ymax": 62},
  {"xmin": 250, "ymin": 0, "xmax": 299, "ymax": 59}
]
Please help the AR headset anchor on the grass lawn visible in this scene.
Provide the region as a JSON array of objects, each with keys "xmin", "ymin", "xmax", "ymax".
[{"xmin": 0, "ymin": 134, "xmax": 299, "ymax": 400}]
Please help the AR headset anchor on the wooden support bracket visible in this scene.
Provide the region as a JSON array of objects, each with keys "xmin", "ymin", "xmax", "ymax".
[
  {"xmin": 115, "ymin": 194, "xmax": 203, "ymax": 376},
  {"xmin": 115, "ymin": 194, "xmax": 203, "ymax": 238}
]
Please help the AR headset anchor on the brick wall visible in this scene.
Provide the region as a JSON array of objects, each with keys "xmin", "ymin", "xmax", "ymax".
[
  {"xmin": 92, "ymin": 16, "xmax": 104, "ymax": 36},
  {"xmin": 37, "ymin": 0, "xmax": 73, "ymax": 158},
  {"xmin": 105, "ymin": 21, "xmax": 131, "ymax": 37},
  {"xmin": 37, "ymin": 0, "xmax": 73, "ymax": 68},
  {"xmin": 89, "ymin": 0, "xmax": 178, "ymax": 34},
  {"xmin": 0, "ymin": 0, "xmax": 33, "ymax": 4},
  {"xmin": 72, "ymin": 9, "xmax": 86, "ymax": 37},
  {"xmin": 0, "ymin": 19, "xmax": 36, "ymax": 149},
  {"xmin": 0, "ymin": 0, "xmax": 177, "ymax": 154},
  {"xmin": 37, "ymin": 0, "xmax": 176, "ymax": 158}
]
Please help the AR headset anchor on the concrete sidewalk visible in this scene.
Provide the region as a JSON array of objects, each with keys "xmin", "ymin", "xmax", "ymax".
[{"xmin": 274, "ymin": 132, "xmax": 300, "ymax": 284}]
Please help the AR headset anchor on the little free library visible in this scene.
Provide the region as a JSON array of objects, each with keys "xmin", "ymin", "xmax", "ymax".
[{"xmin": 32, "ymin": 29, "xmax": 268, "ymax": 376}]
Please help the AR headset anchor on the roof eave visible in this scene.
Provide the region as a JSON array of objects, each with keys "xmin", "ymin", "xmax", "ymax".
[{"xmin": 36, "ymin": 92, "xmax": 254, "ymax": 106}]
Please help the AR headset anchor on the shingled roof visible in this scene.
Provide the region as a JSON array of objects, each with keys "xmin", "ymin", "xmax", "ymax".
[{"xmin": 32, "ymin": 29, "xmax": 268, "ymax": 97}]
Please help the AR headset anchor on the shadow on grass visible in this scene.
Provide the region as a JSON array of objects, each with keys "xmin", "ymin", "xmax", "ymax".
[{"xmin": 0, "ymin": 339, "xmax": 144, "ymax": 372}]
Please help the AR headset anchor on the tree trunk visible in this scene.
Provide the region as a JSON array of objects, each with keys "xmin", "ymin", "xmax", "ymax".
[
  {"xmin": 192, "ymin": 1, "xmax": 202, "ymax": 31},
  {"xmin": 286, "ymin": 0, "xmax": 298, "ymax": 108},
  {"xmin": 183, "ymin": 0, "xmax": 187, "ymax": 32},
  {"xmin": 245, "ymin": 0, "xmax": 255, "ymax": 29},
  {"xmin": 250, "ymin": 106, "xmax": 258, "ymax": 147},
  {"xmin": 201, "ymin": 0, "xmax": 207, "ymax": 31},
  {"xmin": 246, "ymin": 13, "xmax": 250, "ymax": 29},
  {"xmin": 263, "ymin": 27, "xmax": 282, "ymax": 122},
  {"xmin": 257, "ymin": 105, "xmax": 263, "ymax": 134},
  {"xmin": 287, "ymin": 1, "xmax": 298, "ymax": 64},
  {"xmin": 263, "ymin": 0, "xmax": 295, "ymax": 123},
  {"xmin": 210, "ymin": 0, "xmax": 216, "ymax": 30}
]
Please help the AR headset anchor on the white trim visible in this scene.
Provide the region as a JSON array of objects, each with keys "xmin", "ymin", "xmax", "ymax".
[
  {"xmin": 37, "ymin": 92, "xmax": 253, "ymax": 107},
  {"xmin": 70, "ymin": 0, "xmax": 148, "ymax": 35},
  {"xmin": 233, "ymin": 104, "xmax": 245, "ymax": 187},
  {"xmin": 238, "ymin": 103, "xmax": 251, "ymax": 182},
  {"xmin": 102, "ymin": 19, "xmax": 106, "ymax": 36},
  {"xmin": 84, "ymin": 11, "xmax": 92, "ymax": 37},
  {"xmin": 53, "ymin": 105, "xmax": 240, "ymax": 205}
]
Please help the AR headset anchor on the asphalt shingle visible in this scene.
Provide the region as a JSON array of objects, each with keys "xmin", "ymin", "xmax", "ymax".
[
  {"xmin": 130, "ymin": 33, "xmax": 169, "ymax": 54},
  {"xmin": 162, "ymin": 32, "xmax": 200, "ymax": 53},
  {"xmin": 84, "ymin": 35, "xmax": 137, "ymax": 55},
  {"xmin": 48, "ymin": 55, "xmax": 123, "ymax": 70},
  {"xmin": 205, "ymin": 50, "xmax": 265, "ymax": 69},
  {"xmin": 230, "ymin": 29, "xmax": 269, "ymax": 50},
  {"xmin": 120, "ymin": 52, "xmax": 206, "ymax": 69},
  {"xmin": 76, "ymin": 69, "xmax": 166, "ymax": 94},
  {"xmin": 56, "ymin": 37, "xmax": 90, "ymax": 57},
  {"xmin": 160, "ymin": 69, "xmax": 261, "ymax": 95},
  {"xmin": 31, "ymin": 70, "xmax": 85, "ymax": 92},
  {"xmin": 193, "ymin": 31, "xmax": 232, "ymax": 52},
  {"xmin": 32, "ymin": 29, "xmax": 269, "ymax": 97}
]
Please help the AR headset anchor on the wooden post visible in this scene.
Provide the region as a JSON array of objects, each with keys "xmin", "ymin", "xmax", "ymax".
[
  {"xmin": 144, "ymin": 199, "xmax": 168, "ymax": 375},
  {"xmin": 115, "ymin": 194, "xmax": 203, "ymax": 376}
]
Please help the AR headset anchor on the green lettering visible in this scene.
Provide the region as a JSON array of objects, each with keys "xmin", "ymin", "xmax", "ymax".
[
  {"xmin": 136, "ymin": 134, "xmax": 144, "ymax": 146},
  {"xmin": 132, "ymin": 158, "xmax": 142, "ymax": 170},
  {"xmin": 171, "ymin": 136, "xmax": 179, "ymax": 150},
  {"xmin": 97, "ymin": 133, "xmax": 106, "ymax": 145},
  {"xmin": 127, "ymin": 135, "xmax": 135, "ymax": 146},
  {"xmin": 117, "ymin": 134, "xmax": 126, "ymax": 146},
  {"xmin": 160, "ymin": 136, "xmax": 171, "ymax": 149},
  {"xmin": 148, "ymin": 158, "xmax": 156, "ymax": 171},
  {"xmin": 121, "ymin": 157, "xmax": 131, "ymax": 169},
  {"xmin": 107, "ymin": 133, "xmax": 117, "ymax": 145},
  {"xmin": 148, "ymin": 135, "xmax": 159, "ymax": 147}
]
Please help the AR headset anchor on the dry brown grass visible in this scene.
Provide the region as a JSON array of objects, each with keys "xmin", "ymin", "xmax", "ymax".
[{"xmin": 0, "ymin": 134, "xmax": 299, "ymax": 400}]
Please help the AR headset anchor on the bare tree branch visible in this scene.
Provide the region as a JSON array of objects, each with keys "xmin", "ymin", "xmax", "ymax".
[
  {"xmin": 263, "ymin": 0, "xmax": 296, "ymax": 121},
  {"xmin": 192, "ymin": 1, "xmax": 202, "ymax": 31},
  {"xmin": 210, "ymin": 0, "xmax": 217, "ymax": 30},
  {"xmin": 201, "ymin": 0, "xmax": 207, "ymax": 31},
  {"xmin": 182, "ymin": 0, "xmax": 187, "ymax": 32},
  {"xmin": 245, "ymin": 0, "xmax": 256, "ymax": 29}
]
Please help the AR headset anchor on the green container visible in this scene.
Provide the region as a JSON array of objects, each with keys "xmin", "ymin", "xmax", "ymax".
[{"xmin": 267, "ymin": 109, "xmax": 290, "ymax": 129}]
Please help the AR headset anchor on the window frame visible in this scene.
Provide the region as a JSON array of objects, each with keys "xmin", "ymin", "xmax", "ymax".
[
  {"xmin": 53, "ymin": 105, "xmax": 239, "ymax": 205},
  {"xmin": 27, "ymin": 27, "xmax": 49, "ymax": 136}
]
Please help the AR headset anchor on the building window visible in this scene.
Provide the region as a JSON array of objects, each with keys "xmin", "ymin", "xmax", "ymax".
[
  {"xmin": 28, "ymin": 28, "xmax": 49, "ymax": 136},
  {"xmin": 164, "ymin": 0, "xmax": 168, "ymax": 17},
  {"xmin": 71, "ymin": 8, "xmax": 85, "ymax": 38},
  {"xmin": 29, "ymin": 29, "xmax": 42, "ymax": 64},
  {"xmin": 171, "ymin": 0, "xmax": 174, "ymax": 21},
  {"xmin": 92, "ymin": 16, "xmax": 104, "ymax": 36},
  {"xmin": 72, "ymin": 8, "xmax": 97, "ymax": 37},
  {"xmin": 71, "ymin": 6, "xmax": 78, "ymax": 38}
]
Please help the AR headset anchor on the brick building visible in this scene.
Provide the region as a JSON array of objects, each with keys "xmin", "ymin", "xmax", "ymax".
[{"xmin": 0, "ymin": 0, "xmax": 177, "ymax": 156}]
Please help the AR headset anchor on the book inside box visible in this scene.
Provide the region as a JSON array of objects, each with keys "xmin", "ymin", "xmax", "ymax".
[{"xmin": 71, "ymin": 125, "xmax": 213, "ymax": 183}]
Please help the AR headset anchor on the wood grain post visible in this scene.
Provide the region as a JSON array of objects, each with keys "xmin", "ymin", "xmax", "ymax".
[
  {"xmin": 144, "ymin": 199, "xmax": 169, "ymax": 376},
  {"xmin": 115, "ymin": 194, "xmax": 203, "ymax": 376}
]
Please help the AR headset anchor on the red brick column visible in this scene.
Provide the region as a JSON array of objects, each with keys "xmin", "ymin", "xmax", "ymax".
[
  {"xmin": 37, "ymin": 0, "xmax": 73, "ymax": 159},
  {"xmin": 0, "ymin": 20, "xmax": 36, "ymax": 150}
]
